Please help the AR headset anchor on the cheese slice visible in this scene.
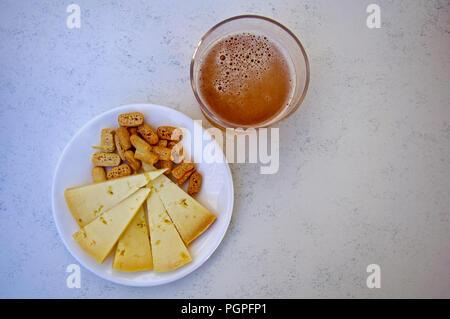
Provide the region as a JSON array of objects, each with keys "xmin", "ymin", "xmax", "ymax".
[
  {"xmin": 146, "ymin": 190, "xmax": 192, "ymax": 272},
  {"xmin": 142, "ymin": 164, "xmax": 216, "ymax": 245},
  {"xmin": 65, "ymin": 169, "xmax": 166, "ymax": 227},
  {"xmin": 112, "ymin": 205, "xmax": 153, "ymax": 272},
  {"xmin": 73, "ymin": 188, "xmax": 150, "ymax": 263},
  {"xmin": 141, "ymin": 162, "xmax": 157, "ymax": 172},
  {"xmin": 152, "ymin": 175, "xmax": 216, "ymax": 245}
]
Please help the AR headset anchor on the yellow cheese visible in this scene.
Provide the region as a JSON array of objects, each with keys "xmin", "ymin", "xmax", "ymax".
[
  {"xmin": 152, "ymin": 175, "xmax": 216, "ymax": 245},
  {"xmin": 112, "ymin": 205, "xmax": 153, "ymax": 272},
  {"xmin": 73, "ymin": 188, "xmax": 150, "ymax": 263},
  {"xmin": 146, "ymin": 190, "xmax": 192, "ymax": 272},
  {"xmin": 141, "ymin": 162, "xmax": 157, "ymax": 172},
  {"xmin": 65, "ymin": 169, "xmax": 166, "ymax": 226}
]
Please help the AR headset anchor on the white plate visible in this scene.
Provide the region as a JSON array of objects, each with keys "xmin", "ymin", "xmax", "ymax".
[{"xmin": 52, "ymin": 104, "xmax": 234, "ymax": 286}]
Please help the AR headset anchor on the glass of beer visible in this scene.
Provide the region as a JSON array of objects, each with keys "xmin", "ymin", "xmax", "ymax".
[{"xmin": 190, "ymin": 15, "xmax": 310, "ymax": 129}]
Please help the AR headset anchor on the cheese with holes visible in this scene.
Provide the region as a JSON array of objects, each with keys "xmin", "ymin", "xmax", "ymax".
[
  {"xmin": 152, "ymin": 175, "xmax": 216, "ymax": 245},
  {"xmin": 112, "ymin": 205, "xmax": 153, "ymax": 272},
  {"xmin": 65, "ymin": 169, "xmax": 166, "ymax": 226},
  {"xmin": 146, "ymin": 190, "xmax": 192, "ymax": 272},
  {"xmin": 73, "ymin": 188, "xmax": 150, "ymax": 263}
]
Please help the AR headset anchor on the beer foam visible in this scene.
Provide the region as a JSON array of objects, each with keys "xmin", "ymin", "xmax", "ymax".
[
  {"xmin": 209, "ymin": 33, "xmax": 283, "ymax": 95},
  {"xmin": 198, "ymin": 32, "xmax": 292, "ymax": 126}
]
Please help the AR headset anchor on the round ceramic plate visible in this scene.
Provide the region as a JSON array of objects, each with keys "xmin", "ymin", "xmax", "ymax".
[{"xmin": 52, "ymin": 104, "xmax": 234, "ymax": 286}]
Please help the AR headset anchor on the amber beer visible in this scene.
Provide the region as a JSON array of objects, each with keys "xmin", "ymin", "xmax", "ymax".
[{"xmin": 197, "ymin": 32, "xmax": 293, "ymax": 126}]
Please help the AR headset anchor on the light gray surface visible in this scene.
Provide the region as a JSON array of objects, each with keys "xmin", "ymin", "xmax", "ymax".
[{"xmin": 0, "ymin": 0, "xmax": 449, "ymax": 298}]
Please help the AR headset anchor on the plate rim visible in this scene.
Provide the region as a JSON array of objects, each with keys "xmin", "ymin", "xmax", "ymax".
[{"xmin": 51, "ymin": 103, "xmax": 234, "ymax": 287}]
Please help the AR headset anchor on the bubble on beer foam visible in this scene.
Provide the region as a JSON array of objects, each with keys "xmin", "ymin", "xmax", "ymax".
[{"xmin": 208, "ymin": 33, "xmax": 284, "ymax": 95}]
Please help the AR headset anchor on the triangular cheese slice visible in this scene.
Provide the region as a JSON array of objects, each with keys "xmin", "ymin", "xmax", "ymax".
[
  {"xmin": 112, "ymin": 205, "xmax": 153, "ymax": 272},
  {"xmin": 152, "ymin": 175, "xmax": 216, "ymax": 245},
  {"xmin": 141, "ymin": 162, "xmax": 157, "ymax": 172},
  {"xmin": 73, "ymin": 188, "xmax": 150, "ymax": 263},
  {"xmin": 142, "ymin": 164, "xmax": 216, "ymax": 245},
  {"xmin": 65, "ymin": 169, "xmax": 166, "ymax": 226},
  {"xmin": 146, "ymin": 190, "xmax": 192, "ymax": 272}
]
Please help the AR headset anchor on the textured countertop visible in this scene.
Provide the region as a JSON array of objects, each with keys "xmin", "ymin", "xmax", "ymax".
[{"xmin": 1, "ymin": 0, "xmax": 449, "ymax": 298}]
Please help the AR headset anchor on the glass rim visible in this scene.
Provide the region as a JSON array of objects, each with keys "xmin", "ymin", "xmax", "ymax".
[{"xmin": 190, "ymin": 14, "xmax": 310, "ymax": 129}]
